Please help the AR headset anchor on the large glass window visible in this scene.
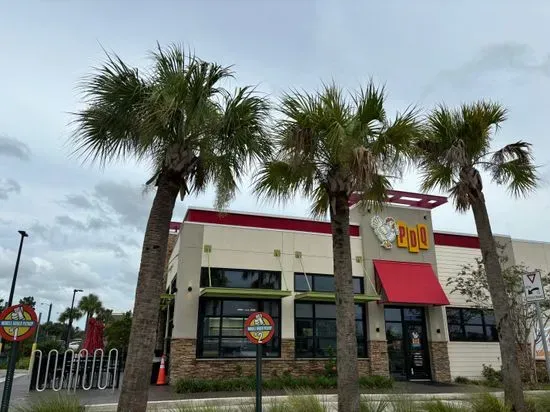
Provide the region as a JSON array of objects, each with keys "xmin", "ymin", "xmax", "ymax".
[
  {"xmin": 201, "ymin": 268, "xmax": 281, "ymax": 289},
  {"xmin": 197, "ymin": 299, "xmax": 281, "ymax": 358},
  {"xmin": 295, "ymin": 302, "xmax": 367, "ymax": 358},
  {"xmin": 446, "ymin": 307, "xmax": 498, "ymax": 342},
  {"xmin": 294, "ymin": 273, "xmax": 364, "ymax": 294}
]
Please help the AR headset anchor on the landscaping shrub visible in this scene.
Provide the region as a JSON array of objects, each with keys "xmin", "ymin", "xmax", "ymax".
[
  {"xmin": 15, "ymin": 395, "xmax": 83, "ymax": 412},
  {"xmin": 422, "ymin": 399, "xmax": 469, "ymax": 412},
  {"xmin": 360, "ymin": 399, "xmax": 389, "ymax": 412},
  {"xmin": 469, "ymin": 393, "xmax": 510, "ymax": 412},
  {"xmin": 174, "ymin": 374, "xmax": 393, "ymax": 393},
  {"xmin": 481, "ymin": 364, "xmax": 502, "ymax": 385}
]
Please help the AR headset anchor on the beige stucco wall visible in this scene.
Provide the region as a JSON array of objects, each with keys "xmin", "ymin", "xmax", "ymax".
[
  {"xmin": 511, "ymin": 239, "xmax": 550, "ymax": 273},
  {"xmin": 359, "ymin": 205, "xmax": 447, "ymax": 343},
  {"xmin": 172, "ymin": 222, "xmax": 204, "ymax": 339},
  {"xmin": 172, "ymin": 221, "xmax": 366, "ymax": 340}
]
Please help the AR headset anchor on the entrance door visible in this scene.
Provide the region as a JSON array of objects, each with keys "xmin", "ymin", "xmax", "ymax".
[{"xmin": 385, "ymin": 307, "xmax": 431, "ymax": 380}]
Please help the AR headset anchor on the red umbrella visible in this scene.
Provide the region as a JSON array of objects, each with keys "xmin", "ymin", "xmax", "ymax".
[{"xmin": 82, "ymin": 317, "xmax": 105, "ymax": 353}]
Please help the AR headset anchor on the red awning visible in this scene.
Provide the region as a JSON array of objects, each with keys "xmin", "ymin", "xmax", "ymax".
[{"xmin": 373, "ymin": 260, "xmax": 450, "ymax": 306}]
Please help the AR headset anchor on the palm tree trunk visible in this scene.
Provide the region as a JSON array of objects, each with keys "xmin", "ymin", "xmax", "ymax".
[
  {"xmin": 117, "ymin": 172, "xmax": 180, "ymax": 412},
  {"xmin": 470, "ymin": 196, "xmax": 526, "ymax": 411},
  {"xmin": 330, "ymin": 193, "xmax": 360, "ymax": 412}
]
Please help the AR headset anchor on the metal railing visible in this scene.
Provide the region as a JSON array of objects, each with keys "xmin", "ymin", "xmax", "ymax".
[{"xmin": 29, "ymin": 348, "xmax": 120, "ymax": 392}]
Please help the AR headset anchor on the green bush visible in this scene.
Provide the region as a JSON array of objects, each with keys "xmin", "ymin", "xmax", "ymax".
[
  {"xmin": 469, "ymin": 393, "xmax": 510, "ymax": 412},
  {"xmin": 527, "ymin": 392, "xmax": 550, "ymax": 412},
  {"xmin": 36, "ymin": 339, "xmax": 64, "ymax": 354},
  {"xmin": 360, "ymin": 399, "xmax": 389, "ymax": 412},
  {"xmin": 16, "ymin": 356, "xmax": 30, "ymax": 369},
  {"xmin": 481, "ymin": 364, "xmax": 502, "ymax": 383},
  {"xmin": 454, "ymin": 376, "xmax": 471, "ymax": 384},
  {"xmin": 15, "ymin": 394, "xmax": 83, "ymax": 412},
  {"xmin": 422, "ymin": 399, "xmax": 469, "ymax": 412},
  {"xmin": 174, "ymin": 374, "xmax": 393, "ymax": 393}
]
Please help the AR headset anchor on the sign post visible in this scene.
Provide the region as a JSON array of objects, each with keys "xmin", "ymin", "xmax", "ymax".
[
  {"xmin": 522, "ymin": 271, "xmax": 550, "ymax": 379},
  {"xmin": 0, "ymin": 304, "xmax": 38, "ymax": 412},
  {"xmin": 244, "ymin": 312, "xmax": 275, "ymax": 412}
]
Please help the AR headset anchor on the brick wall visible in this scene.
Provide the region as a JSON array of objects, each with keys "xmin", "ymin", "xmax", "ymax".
[
  {"xmin": 429, "ymin": 341, "xmax": 451, "ymax": 383},
  {"xmin": 169, "ymin": 338, "xmax": 373, "ymax": 382},
  {"xmin": 368, "ymin": 340, "xmax": 389, "ymax": 377}
]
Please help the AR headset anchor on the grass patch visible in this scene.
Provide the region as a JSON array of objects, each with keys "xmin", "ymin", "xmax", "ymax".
[
  {"xmin": 422, "ymin": 399, "xmax": 469, "ymax": 412},
  {"xmin": 174, "ymin": 375, "xmax": 393, "ymax": 393},
  {"xmin": 469, "ymin": 393, "xmax": 510, "ymax": 412},
  {"xmin": 15, "ymin": 394, "xmax": 84, "ymax": 412}
]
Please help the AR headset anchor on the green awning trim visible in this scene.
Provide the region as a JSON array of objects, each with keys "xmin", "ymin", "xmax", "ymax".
[
  {"xmin": 199, "ymin": 287, "xmax": 292, "ymax": 299},
  {"xmin": 294, "ymin": 291, "xmax": 380, "ymax": 302}
]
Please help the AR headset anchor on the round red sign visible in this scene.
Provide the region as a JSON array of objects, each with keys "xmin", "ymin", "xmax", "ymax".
[
  {"xmin": 244, "ymin": 312, "xmax": 275, "ymax": 345},
  {"xmin": 0, "ymin": 304, "xmax": 38, "ymax": 342}
]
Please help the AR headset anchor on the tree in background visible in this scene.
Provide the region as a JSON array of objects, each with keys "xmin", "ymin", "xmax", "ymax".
[
  {"xmin": 97, "ymin": 307, "xmax": 113, "ymax": 324},
  {"xmin": 71, "ymin": 44, "xmax": 272, "ymax": 412},
  {"xmin": 447, "ymin": 252, "xmax": 550, "ymax": 384},
  {"xmin": 416, "ymin": 101, "xmax": 539, "ymax": 411},
  {"xmin": 105, "ymin": 311, "xmax": 132, "ymax": 359},
  {"xmin": 78, "ymin": 293, "xmax": 103, "ymax": 326},
  {"xmin": 18, "ymin": 296, "xmax": 36, "ymax": 308},
  {"xmin": 255, "ymin": 82, "xmax": 421, "ymax": 412},
  {"xmin": 58, "ymin": 307, "xmax": 83, "ymax": 324}
]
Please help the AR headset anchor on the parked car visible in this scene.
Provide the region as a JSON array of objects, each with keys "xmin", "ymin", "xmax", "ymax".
[{"xmin": 68, "ymin": 340, "xmax": 81, "ymax": 350}]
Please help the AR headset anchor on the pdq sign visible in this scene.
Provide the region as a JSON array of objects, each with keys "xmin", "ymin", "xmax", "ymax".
[{"xmin": 371, "ymin": 215, "xmax": 429, "ymax": 253}]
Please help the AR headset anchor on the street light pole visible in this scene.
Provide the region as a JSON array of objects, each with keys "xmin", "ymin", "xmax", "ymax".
[
  {"xmin": 40, "ymin": 303, "xmax": 52, "ymax": 323},
  {"xmin": 0, "ymin": 230, "xmax": 28, "ymax": 353},
  {"xmin": 7, "ymin": 231, "xmax": 28, "ymax": 307},
  {"xmin": 65, "ymin": 289, "xmax": 83, "ymax": 347}
]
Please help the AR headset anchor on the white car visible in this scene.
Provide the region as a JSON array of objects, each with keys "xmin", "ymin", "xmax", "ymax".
[{"xmin": 68, "ymin": 340, "xmax": 81, "ymax": 350}]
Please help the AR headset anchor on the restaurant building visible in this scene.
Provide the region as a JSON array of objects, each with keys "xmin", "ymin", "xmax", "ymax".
[{"xmin": 163, "ymin": 190, "xmax": 550, "ymax": 383}]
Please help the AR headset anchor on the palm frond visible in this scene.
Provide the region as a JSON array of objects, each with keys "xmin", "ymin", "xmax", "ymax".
[
  {"xmin": 309, "ymin": 184, "xmax": 330, "ymax": 219},
  {"xmin": 449, "ymin": 180, "xmax": 472, "ymax": 212},
  {"xmin": 70, "ymin": 51, "xmax": 151, "ymax": 166},
  {"xmin": 486, "ymin": 141, "xmax": 538, "ymax": 197},
  {"xmin": 355, "ymin": 173, "xmax": 393, "ymax": 213},
  {"xmin": 418, "ymin": 162, "xmax": 455, "ymax": 193},
  {"xmin": 253, "ymin": 160, "xmax": 314, "ymax": 205}
]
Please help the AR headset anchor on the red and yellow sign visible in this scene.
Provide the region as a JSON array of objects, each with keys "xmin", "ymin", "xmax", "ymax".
[
  {"xmin": 396, "ymin": 222, "xmax": 429, "ymax": 253},
  {"xmin": 0, "ymin": 304, "xmax": 38, "ymax": 342},
  {"xmin": 245, "ymin": 312, "xmax": 275, "ymax": 345}
]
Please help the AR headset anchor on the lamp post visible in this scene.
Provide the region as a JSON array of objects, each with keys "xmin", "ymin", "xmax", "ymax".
[
  {"xmin": 7, "ymin": 231, "xmax": 29, "ymax": 307},
  {"xmin": 65, "ymin": 289, "xmax": 83, "ymax": 347},
  {"xmin": 0, "ymin": 230, "xmax": 28, "ymax": 353},
  {"xmin": 40, "ymin": 302, "xmax": 52, "ymax": 323}
]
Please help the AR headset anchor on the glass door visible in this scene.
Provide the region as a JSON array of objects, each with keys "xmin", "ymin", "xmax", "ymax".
[{"xmin": 384, "ymin": 306, "xmax": 431, "ymax": 381}]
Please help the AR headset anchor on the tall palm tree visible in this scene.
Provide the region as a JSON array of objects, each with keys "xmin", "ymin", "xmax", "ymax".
[
  {"xmin": 59, "ymin": 307, "xmax": 83, "ymax": 324},
  {"xmin": 71, "ymin": 44, "xmax": 271, "ymax": 412},
  {"xmin": 78, "ymin": 293, "xmax": 103, "ymax": 325},
  {"xmin": 416, "ymin": 101, "xmax": 538, "ymax": 412},
  {"xmin": 254, "ymin": 82, "xmax": 421, "ymax": 412}
]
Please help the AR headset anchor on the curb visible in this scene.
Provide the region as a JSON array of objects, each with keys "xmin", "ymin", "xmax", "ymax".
[{"xmin": 85, "ymin": 390, "xmax": 550, "ymax": 411}]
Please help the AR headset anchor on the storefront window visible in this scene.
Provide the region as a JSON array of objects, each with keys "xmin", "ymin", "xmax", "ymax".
[
  {"xmin": 200, "ymin": 268, "xmax": 281, "ymax": 289},
  {"xmin": 295, "ymin": 302, "xmax": 367, "ymax": 358},
  {"xmin": 294, "ymin": 273, "xmax": 364, "ymax": 294},
  {"xmin": 197, "ymin": 298, "xmax": 281, "ymax": 358},
  {"xmin": 446, "ymin": 307, "xmax": 498, "ymax": 342}
]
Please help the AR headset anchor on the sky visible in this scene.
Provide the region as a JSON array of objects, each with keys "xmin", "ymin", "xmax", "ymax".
[{"xmin": 1, "ymin": 0, "xmax": 550, "ymax": 322}]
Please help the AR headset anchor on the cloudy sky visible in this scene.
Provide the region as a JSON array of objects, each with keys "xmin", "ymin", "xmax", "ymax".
[{"xmin": 1, "ymin": 1, "xmax": 550, "ymax": 321}]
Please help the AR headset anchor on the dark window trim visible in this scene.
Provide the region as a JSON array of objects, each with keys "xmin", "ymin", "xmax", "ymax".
[
  {"xmin": 446, "ymin": 307, "xmax": 498, "ymax": 342},
  {"xmin": 294, "ymin": 301, "xmax": 368, "ymax": 358},
  {"xmin": 294, "ymin": 273, "xmax": 364, "ymax": 293},
  {"xmin": 197, "ymin": 298, "xmax": 282, "ymax": 359},
  {"xmin": 200, "ymin": 267, "xmax": 282, "ymax": 290}
]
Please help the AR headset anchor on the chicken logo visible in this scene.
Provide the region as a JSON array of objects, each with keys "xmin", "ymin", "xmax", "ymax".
[
  {"xmin": 0, "ymin": 304, "xmax": 38, "ymax": 342},
  {"xmin": 370, "ymin": 215, "xmax": 398, "ymax": 249},
  {"xmin": 244, "ymin": 312, "xmax": 275, "ymax": 345}
]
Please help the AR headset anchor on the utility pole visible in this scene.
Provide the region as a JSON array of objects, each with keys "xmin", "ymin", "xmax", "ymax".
[{"xmin": 65, "ymin": 289, "xmax": 83, "ymax": 347}]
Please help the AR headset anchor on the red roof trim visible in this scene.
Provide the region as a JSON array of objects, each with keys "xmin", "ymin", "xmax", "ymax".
[
  {"xmin": 433, "ymin": 232, "xmax": 480, "ymax": 249},
  {"xmin": 185, "ymin": 209, "xmax": 361, "ymax": 237},
  {"xmin": 178, "ymin": 209, "xmax": 480, "ymax": 249}
]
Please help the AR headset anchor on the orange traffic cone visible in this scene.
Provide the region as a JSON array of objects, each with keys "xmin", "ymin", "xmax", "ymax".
[{"xmin": 156, "ymin": 355, "xmax": 167, "ymax": 385}]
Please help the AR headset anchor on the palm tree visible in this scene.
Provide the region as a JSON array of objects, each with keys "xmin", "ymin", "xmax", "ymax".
[
  {"xmin": 71, "ymin": 44, "xmax": 271, "ymax": 412},
  {"xmin": 416, "ymin": 101, "xmax": 538, "ymax": 412},
  {"xmin": 78, "ymin": 293, "xmax": 103, "ymax": 325},
  {"xmin": 59, "ymin": 307, "xmax": 83, "ymax": 324},
  {"xmin": 254, "ymin": 82, "xmax": 421, "ymax": 412}
]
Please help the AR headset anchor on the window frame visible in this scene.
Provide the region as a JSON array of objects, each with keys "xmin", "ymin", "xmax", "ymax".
[
  {"xmin": 446, "ymin": 307, "xmax": 498, "ymax": 342},
  {"xmin": 293, "ymin": 273, "xmax": 365, "ymax": 294},
  {"xmin": 294, "ymin": 301, "xmax": 368, "ymax": 358},
  {"xmin": 197, "ymin": 298, "xmax": 282, "ymax": 358},
  {"xmin": 200, "ymin": 267, "xmax": 282, "ymax": 290}
]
